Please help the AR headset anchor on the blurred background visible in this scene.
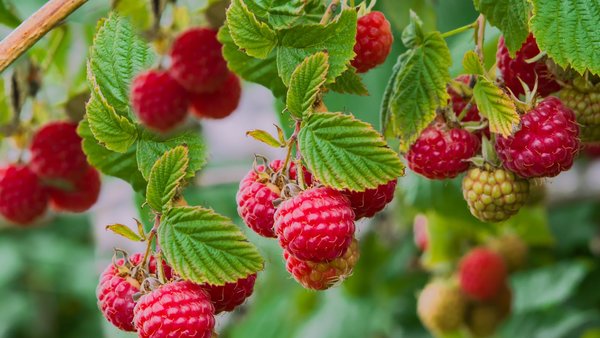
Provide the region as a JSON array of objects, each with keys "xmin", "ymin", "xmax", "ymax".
[{"xmin": 1, "ymin": 0, "xmax": 600, "ymax": 337}]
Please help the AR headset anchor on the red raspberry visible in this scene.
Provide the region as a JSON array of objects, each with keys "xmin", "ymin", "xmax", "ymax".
[
  {"xmin": 497, "ymin": 34, "xmax": 561, "ymax": 97},
  {"xmin": 131, "ymin": 70, "xmax": 190, "ymax": 132},
  {"xmin": 169, "ymin": 28, "xmax": 228, "ymax": 93},
  {"xmin": 413, "ymin": 214, "xmax": 428, "ymax": 251},
  {"xmin": 495, "ymin": 97, "xmax": 580, "ymax": 178},
  {"xmin": 49, "ymin": 167, "xmax": 101, "ymax": 213},
  {"xmin": 284, "ymin": 238, "xmax": 359, "ymax": 290},
  {"xmin": 201, "ymin": 274, "xmax": 257, "ymax": 314},
  {"xmin": 459, "ymin": 248, "xmax": 507, "ymax": 301},
  {"xmin": 351, "ymin": 11, "xmax": 393, "ymax": 73},
  {"xmin": 448, "ymin": 75, "xmax": 481, "ymax": 122},
  {"xmin": 342, "ymin": 178, "xmax": 397, "ymax": 219},
  {"xmin": 191, "ymin": 72, "xmax": 241, "ymax": 119},
  {"xmin": 30, "ymin": 121, "xmax": 89, "ymax": 180},
  {"xmin": 0, "ymin": 164, "xmax": 48, "ymax": 225},
  {"xmin": 274, "ymin": 187, "xmax": 355, "ymax": 262},
  {"xmin": 407, "ymin": 123, "xmax": 481, "ymax": 179},
  {"xmin": 134, "ymin": 281, "xmax": 215, "ymax": 338},
  {"xmin": 584, "ymin": 143, "xmax": 600, "ymax": 158}
]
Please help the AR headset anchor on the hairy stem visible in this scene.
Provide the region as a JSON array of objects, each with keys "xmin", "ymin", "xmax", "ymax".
[
  {"xmin": 441, "ymin": 21, "xmax": 477, "ymax": 39},
  {"xmin": 141, "ymin": 215, "xmax": 161, "ymax": 269},
  {"xmin": 474, "ymin": 14, "xmax": 486, "ymax": 61},
  {"xmin": 282, "ymin": 120, "xmax": 302, "ymax": 175}
]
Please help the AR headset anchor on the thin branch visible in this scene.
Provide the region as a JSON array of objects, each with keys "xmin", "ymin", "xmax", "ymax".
[
  {"xmin": 474, "ymin": 14, "xmax": 486, "ymax": 61},
  {"xmin": 0, "ymin": 0, "xmax": 88, "ymax": 72}
]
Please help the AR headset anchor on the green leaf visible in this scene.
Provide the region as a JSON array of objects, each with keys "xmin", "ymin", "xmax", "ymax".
[
  {"xmin": 503, "ymin": 205, "xmax": 554, "ymax": 246},
  {"xmin": 473, "ymin": 77, "xmax": 519, "ymax": 136},
  {"xmin": 78, "ymin": 119, "xmax": 147, "ymax": 192},
  {"xmin": 0, "ymin": 78, "xmax": 12, "ymax": 127},
  {"xmin": 218, "ymin": 26, "xmax": 287, "ymax": 97},
  {"xmin": 244, "ymin": 0, "xmax": 314, "ymax": 28},
  {"xmin": 146, "ymin": 146, "xmax": 189, "ymax": 213},
  {"xmin": 226, "ymin": 0, "xmax": 278, "ymax": 59},
  {"xmin": 474, "ymin": 0, "xmax": 530, "ymax": 56},
  {"xmin": 328, "ymin": 67, "xmax": 369, "ymax": 96},
  {"xmin": 380, "ymin": 57, "xmax": 404, "ymax": 137},
  {"xmin": 159, "ymin": 206, "xmax": 264, "ymax": 285},
  {"xmin": 298, "ymin": 112, "xmax": 405, "ymax": 191},
  {"xmin": 286, "ymin": 52, "xmax": 329, "ymax": 119},
  {"xmin": 401, "ymin": 11, "xmax": 425, "ymax": 48},
  {"xmin": 106, "ymin": 223, "xmax": 144, "ymax": 241},
  {"xmin": 114, "ymin": 0, "xmax": 152, "ymax": 30},
  {"xmin": 246, "ymin": 129, "xmax": 284, "ymax": 147},
  {"xmin": 531, "ymin": 0, "xmax": 600, "ymax": 75},
  {"xmin": 382, "ymin": 31, "xmax": 452, "ymax": 151},
  {"xmin": 462, "ymin": 50, "xmax": 485, "ymax": 75},
  {"xmin": 137, "ymin": 131, "xmax": 207, "ymax": 180},
  {"xmin": 88, "ymin": 13, "xmax": 153, "ymax": 112},
  {"xmin": 0, "ymin": 0, "xmax": 20, "ymax": 28},
  {"xmin": 276, "ymin": 9, "xmax": 357, "ymax": 85}
]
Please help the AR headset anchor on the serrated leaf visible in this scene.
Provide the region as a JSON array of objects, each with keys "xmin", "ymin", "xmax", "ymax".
[
  {"xmin": 276, "ymin": 9, "xmax": 357, "ymax": 85},
  {"xmin": 462, "ymin": 50, "xmax": 485, "ymax": 75},
  {"xmin": 159, "ymin": 206, "xmax": 264, "ymax": 285},
  {"xmin": 106, "ymin": 223, "xmax": 144, "ymax": 241},
  {"xmin": 0, "ymin": 0, "xmax": 20, "ymax": 28},
  {"xmin": 383, "ymin": 32, "xmax": 452, "ymax": 151},
  {"xmin": 226, "ymin": 0, "xmax": 278, "ymax": 59},
  {"xmin": 328, "ymin": 67, "xmax": 369, "ymax": 96},
  {"xmin": 218, "ymin": 26, "xmax": 287, "ymax": 98},
  {"xmin": 114, "ymin": 0, "xmax": 152, "ymax": 30},
  {"xmin": 146, "ymin": 146, "xmax": 189, "ymax": 212},
  {"xmin": 380, "ymin": 56, "xmax": 405, "ymax": 137},
  {"xmin": 137, "ymin": 131, "xmax": 207, "ymax": 180},
  {"xmin": 473, "ymin": 77, "xmax": 519, "ymax": 136},
  {"xmin": 244, "ymin": 0, "xmax": 308, "ymax": 28},
  {"xmin": 475, "ymin": 0, "xmax": 530, "ymax": 56},
  {"xmin": 401, "ymin": 11, "xmax": 425, "ymax": 48},
  {"xmin": 286, "ymin": 52, "xmax": 329, "ymax": 118},
  {"xmin": 531, "ymin": 0, "xmax": 600, "ymax": 75},
  {"xmin": 246, "ymin": 129, "xmax": 284, "ymax": 147},
  {"xmin": 88, "ymin": 13, "xmax": 153, "ymax": 112},
  {"xmin": 78, "ymin": 119, "xmax": 147, "ymax": 192},
  {"xmin": 298, "ymin": 112, "xmax": 405, "ymax": 191}
]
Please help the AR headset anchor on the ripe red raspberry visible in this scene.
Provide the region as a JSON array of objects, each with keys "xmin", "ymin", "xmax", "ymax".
[
  {"xmin": 169, "ymin": 28, "xmax": 228, "ymax": 93},
  {"xmin": 448, "ymin": 75, "xmax": 481, "ymax": 122},
  {"xmin": 49, "ymin": 167, "xmax": 101, "ymax": 213},
  {"xmin": 342, "ymin": 178, "xmax": 397, "ymax": 219},
  {"xmin": 459, "ymin": 248, "xmax": 507, "ymax": 301},
  {"xmin": 201, "ymin": 274, "xmax": 256, "ymax": 314},
  {"xmin": 497, "ymin": 34, "xmax": 561, "ymax": 97},
  {"xmin": 351, "ymin": 11, "xmax": 393, "ymax": 73},
  {"xmin": 274, "ymin": 187, "xmax": 355, "ymax": 262},
  {"xmin": 284, "ymin": 238, "xmax": 359, "ymax": 290},
  {"xmin": 413, "ymin": 214, "xmax": 428, "ymax": 251},
  {"xmin": 131, "ymin": 70, "xmax": 190, "ymax": 132},
  {"xmin": 30, "ymin": 121, "xmax": 89, "ymax": 180},
  {"xmin": 407, "ymin": 123, "xmax": 481, "ymax": 179},
  {"xmin": 190, "ymin": 72, "xmax": 241, "ymax": 119},
  {"xmin": 134, "ymin": 281, "xmax": 215, "ymax": 338},
  {"xmin": 495, "ymin": 97, "xmax": 580, "ymax": 178},
  {"xmin": 0, "ymin": 164, "xmax": 48, "ymax": 225}
]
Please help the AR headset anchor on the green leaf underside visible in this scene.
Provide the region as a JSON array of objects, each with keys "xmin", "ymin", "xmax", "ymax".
[
  {"xmin": 159, "ymin": 206, "xmax": 264, "ymax": 285},
  {"xmin": 246, "ymin": 129, "xmax": 283, "ymax": 147},
  {"xmin": 475, "ymin": 0, "xmax": 530, "ymax": 56},
  {"xmin": 384, "ymin": 31, "xmax": 452, "ymax": 151},
  {"xmin": 276, "ymin": 9, "xmax": 357, "ymax": 85},
  {"xmin": 106, "ymin": 223, "xmax": 143, "ymax": 241},
  {"xmin": 299, "ymin": 112, "xmax": 405, "ymax": 191},
  {"xmin": 227, "ymin": 0, "xmax": 278, "ymax": 59},
  {"xmin": 380, "ymin": 56, "xmax": 404, "ymax": 136},
  {"xmin": 328, "ymin": 67, "xmax": 369, "ymax": 96},
  {"xmin": 136, "ymin": 131, "xmax": 207, "ymax": 180},
  {"xmin": 146, "ymin": 146, "xmax": 189, "ymax": 213},
  {"xmin": 77, "ymin": 120, "xmax": 147, "ymax": 192},
  {"xmin": 286, "ymin": 52, "xmax": 329, "ymax": 118},
  {"xmin": 462, "ymin": 50, "xmax": 485, "ymax": 75},
  {"xmin": 88, "ymin": 13, "xmax": 153, "ymax": 113},
  {"xmin": 473, "ymin": 77, "xmax": 519, "ymax": 136},
  {"xmin": 531, "ymin": 0, "xmax": 600, "ymax": 75}
]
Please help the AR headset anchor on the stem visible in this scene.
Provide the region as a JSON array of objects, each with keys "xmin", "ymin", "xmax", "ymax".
[
  {"xmin": 141, "ymin": 215, "xmax": 161, "ymax": 269},
  {"xmin": 320, "ymin": 0, "xmax": 341, "ymax": 25},
  {"xmin": 282, "ymin": 120, "xmax": 302, "ymax": 175},
  {"xmin": 474, "ymin": 14, "xmax": 486, "ymax": 61},
  {"xmin": 0, "ymin": 0, "xmax": 88, "ymax": 72},
  {"xmin": 441, "ymin": 22, "xmax": 477, "ymax": 39}
]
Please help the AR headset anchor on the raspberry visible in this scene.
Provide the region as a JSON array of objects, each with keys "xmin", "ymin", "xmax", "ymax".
[
  {"xmin": 465, "ymin": 284, "xmax": 512, "ymax": 337},
  {"xmin": 274, "ymin": 187, "xmax": 355, "ymax": 262},
  {"xmin": 462, "ymin": 165, "xmax": 529, "ymax": 223},
  {"xmin": 190, "ymin": 72, "xmax": 241, "ymax": 119},
  {"xmin": 497, "ymin": 34, "xmax": 561, "ymax": 97},
  {"xmin": 284, "ymin": 238, "xmax": 359, "ymax": 290},
  {"xmin": 413, "ymin": 214, "xmax": 429, "ymax": 251},
  {"xmin": 559, "ymin": 77, "xmax": 600, "ymax": 142},
  {"xmin": 488, "ymin": 234, "xmax": 528, "ymax": 272},
  {"xmin": 131, "ymin": 70, "xmax": 190, "ymax": 132},
  {"xmin": 0, "ymin": 165, "xmax": 48, "ymax": 225},
  {"xmin": 417, "ymin": 280, "xmax": 467, "ymax": 334},
  {"xmin": 407, "ymin": 122, "xmax": 481, "ymax": 179},
  {"xmin": 134, "ymin": 281, "xmax": 215, "ymax": 338},
  {"xmin": 495, "ymin": 97, "xmax": 580, "ymax": 178},
  {"xmin": 351, "ymin": 11, "xmax": 393, "ymax": 73},
  {"xmin": 459, "ymin": 248, "xmax": 507, "ymax": 301},
  {"xmin": 584, "ymin": 142, "xmax": 600, "ymax": 158},
  {"xmin": 30, "ymin": 121, "xmax": 89, "ymax": 180},
  {"xmin": 169, "ymin": 28, "xmax": 228, "ymax": 93},
  {"xmin": 49, "ymin": 167, "xmax": 101, "ymax": 213},
  {"xmin": 200, "ymin": 273, "xmax": 257, "ymax": 314},
  {"xmin": 342, "ymin": 178, "xmax": 397, "ymax": 219},
  {"xmin": 448, "ymin": 75, "xmax": 481, "ymax": 122}
]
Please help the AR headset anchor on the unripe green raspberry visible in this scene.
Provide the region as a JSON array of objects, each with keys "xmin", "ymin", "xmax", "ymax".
[
  {"xmin": 488, "ymin": 234, "xmax": 528, "ymax": 272},
  {"xmin": 462, "ymin": 166, "xmax": 530, "ymax": 223},
  {"xmin": 559, "ymin": 77, "xmax": 600, "ymax": 142},
  {"xmin": 417, "ymin": 280, "xmax": 467, "ymax": 334},
  {"xmin": 465, "ymin": 284, "xmax": 512, "ymax": 337}
]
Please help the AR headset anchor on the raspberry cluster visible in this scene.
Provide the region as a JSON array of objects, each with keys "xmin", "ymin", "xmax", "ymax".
[
  {"xmin": 131, "ymin": 28, "xmax": 241, "ymax": 132},
  {"xmin": 0, "ymin": 121, "xmax": 101, "ymax": 225}
]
